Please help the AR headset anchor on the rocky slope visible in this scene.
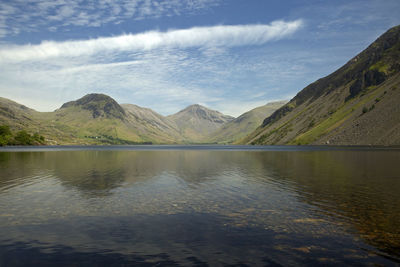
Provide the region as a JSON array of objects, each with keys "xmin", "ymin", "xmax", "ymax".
[
  {"xmin": 168, "ymin": 104, "xmax": 234, "ymax": 142},
  {"xmin": 244, "ymin": 25, "xmax": 400, "ymax": 146},
  {"xmin": 209, "ymin": 101, "xmax": 287, "ymax": 144},
  {"xmin": 61, "ymin": 93, "xmax": 126, "ymax": 120}
]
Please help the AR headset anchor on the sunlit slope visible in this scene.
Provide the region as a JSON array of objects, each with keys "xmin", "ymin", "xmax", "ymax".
[
  {"xmin": 2, "ymin": 93, "xmax": 288, "ymax": 145},
  {"xmin": 209, "ymin": 101, "xmax": 286, "ymax": 144},
  {"xmin": 244, "ymin": 25, "xmax": 400, "ymax": 145},
  {"xmin": 168, "ymin": 104, "xmax": 235, "ymax": 143},
  {"xmin": 0, "ymin": 97, "xmax": 75, "ymax": 144},
  {"xmin": 38, "ymin": 94, "xmax": 184, "ymax": 144},
  {"xmin": 121, "ymin": 104, "xmax": 183, "ymax": 143},
  {"xmin": 0, "ymin": 94, "xmax": 187, "ymax": 144}
]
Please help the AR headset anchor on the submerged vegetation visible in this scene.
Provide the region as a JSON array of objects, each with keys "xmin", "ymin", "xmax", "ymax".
[{"xmin": 0, "ymin": 125, "xmax": 45, "ymax": 146}]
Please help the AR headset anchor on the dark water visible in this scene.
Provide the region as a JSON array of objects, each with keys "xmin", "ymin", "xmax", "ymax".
[{"xmin": 0, "ymin": 146, "xmax": 399, "ymax": 266}]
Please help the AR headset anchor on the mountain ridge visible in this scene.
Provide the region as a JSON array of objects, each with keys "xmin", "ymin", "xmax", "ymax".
[
  {"xmin": 167, "ymin": 104, "xmax": 235, "ymax": 142},
  {"xmin": 244, "ymin": 25, "xmax": 400, "ymax": 146},
  {"xmin": 208, "ymin": 101, "xmax": 287, "ymax": 144},
  {"xmin": 4, "ymin": 26, "xmax": 399, "ymax": 146},
  {"xmin": 60, "ymin": 93, "xmax": 126, "ymax": 120},
  {"xmin": 4, "ymin": 94, "xmax": 277, "ymax": 145}
]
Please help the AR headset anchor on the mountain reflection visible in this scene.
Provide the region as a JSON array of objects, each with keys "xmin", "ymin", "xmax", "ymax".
[
  {"xmin": 0, "ymin": 151, "xmax": 251, "ymax": 195},
  {"xmin": 0, "ymin": 149, "xmax": 399, "ymax": 263}
]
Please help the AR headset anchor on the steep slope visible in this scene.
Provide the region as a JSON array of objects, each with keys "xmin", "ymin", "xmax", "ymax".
[
  {"xmin": 60, "ymin": 93, "xmax": 126, "ymax": 120},
  {"xmin": 1, "ymin": 95, "xmax": 241, "ymax": 144},
  {"xmin": 38, "ymin": 93, "xmax": 184, "ymax": 144},
  {"xmin": 168, "ymin": 104, "xmax": 234, "ymax": 142},
  {"xmin": 209, "ymin": 101, "xmax": 287, "ymax": 144},
  {"xmin": 0, "ymin": 97, "xmax": 73, "ymax": 144},
  {"xmin": 245, "ymin": 25, "xmax": 400, "ymax": 146},
  {"xmin": 32, "ymin": 94, "xmax": 140, "ymax": 144},
  {"xmin": 0, "ymin": 97, "xmax": 38, "ymax": 128},
  {"xmin": 121, "ymin": 104, "xmax": 183, "ymax": 143}
]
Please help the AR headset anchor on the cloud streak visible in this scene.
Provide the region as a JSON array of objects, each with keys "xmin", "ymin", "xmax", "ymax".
[
  {"xmin": 0, "ymin": 20, "xmax": 303, "ymax": 62},
  {"xmin": 0, "ymin": 0, "xmax": 222, "ymax": 38}
]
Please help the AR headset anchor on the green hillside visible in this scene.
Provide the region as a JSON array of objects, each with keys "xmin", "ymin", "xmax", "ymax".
[
  {"xmin": 0, "ymin": 94, "xmax": 240, "ymax": 145},
  {"xmin": 209, "ymin": 101, "xmax": 286, "ymax": 144},
  {"xmin": 244, "ymin": 25, "xmax": 400, "ymax": 146}
]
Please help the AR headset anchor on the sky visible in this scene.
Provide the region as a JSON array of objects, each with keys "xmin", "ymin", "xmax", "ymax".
[{"xmin": 0, "ymin": 0, "xmax": 400, "ymax": 117}]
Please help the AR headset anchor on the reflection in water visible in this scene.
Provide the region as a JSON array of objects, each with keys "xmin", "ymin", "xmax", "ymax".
[
  {"xmin": 254, "ymin": 151, "xmax": 400, "ymax": 260},
  {"xmin": 0, "ymin": 149, "xmax": 399, "ymax": 266}
]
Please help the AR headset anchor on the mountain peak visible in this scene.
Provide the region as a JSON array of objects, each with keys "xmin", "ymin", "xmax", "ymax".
[
  {"xmin": 178, "ymin": 104, "xmax": 234, "ymax": 122},
  {"xmin": 167, "ymin": 104, "xmax": 234, "ymax": 142},
  {"xmin": 60, "ymin": 93, "xmax": 126, "ymax": 119},
  {"xmin": 183, "ymin": 104, "xmax": 209, "ymax": 112},
  {"xmin": 182, "ymin": 104, "xmax": 207, "ymax": 110}
]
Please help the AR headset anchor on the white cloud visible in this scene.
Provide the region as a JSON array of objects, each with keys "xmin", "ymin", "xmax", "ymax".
[
  {"xmin": 0, "ymin": 20, "xmax": 303, "ymax": 62},
  {"xmin": 0, "ymin": 0, "xmax": 222, "ymax": 38},
  {"xmin": 0, "ymin": 20, "xmax": 308, "ymax": 115}
]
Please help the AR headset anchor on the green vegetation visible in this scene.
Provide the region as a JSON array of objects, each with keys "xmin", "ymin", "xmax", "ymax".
[
  {"xmin": 308, "ymin": 119, "xmax": 316, "ymax": 128},
  {"xmin": 0, "ymin": 125, "xmax": 12, "ymax": 146},
  {"xmin": 246, "ymin": 25, "xmax": 400, "ymax": 146},
  {"xmin": 84, "ymin": 134, "xmax": 152, "ymax": 145},
  {"xmin": 291, "ymin": 81, "xmax": 386, "ymax": 145},
  {"xmin": 210, "ymin": 101, "xmax": 286, "ymax": 144},
  {"xmin": 369, "ymin": 60, "xmax": 390, "ymax": 74},
  {"xmin": 0, "ymin": 125, "xmax": 46, "ymax": 146}
]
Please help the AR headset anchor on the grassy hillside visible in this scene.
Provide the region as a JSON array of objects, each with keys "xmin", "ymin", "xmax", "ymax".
[
  {"xmin": 244, "ymin": 25, "xmax": 400, "ymax": 146},
  {"xmin": 209, "ymin": 101, "xmax": 286, "ymax": 144},
  {"xmin": 168, "ymin": 104, "xmax": 234, "ymax": 143},
  {"xmin": 0, "ymin": 97, "xmax": 77, "ymax": 144},
  {"xmin": 0, "ymin": 94, "xmax": 243, "ymax": 145},
  {"xmin": 121, "ymin": 104, "xmax": 183, "ymax": 143},
  {"xmin": 0, "ymin": 94, "xmax": 185, "ymax": 145}
]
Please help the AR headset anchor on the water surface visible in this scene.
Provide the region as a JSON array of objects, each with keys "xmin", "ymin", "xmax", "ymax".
[{"xmin": 0, "ymin": 146, "xmax": 399, "ymax": 266}]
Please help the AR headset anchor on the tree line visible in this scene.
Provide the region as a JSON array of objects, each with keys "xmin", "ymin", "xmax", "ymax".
[{"xmin": 0, "ymin": 125, "xmax": 46, "ymax": 146}]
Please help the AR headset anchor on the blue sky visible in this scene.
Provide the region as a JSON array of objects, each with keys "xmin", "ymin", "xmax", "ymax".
[{"xmin": 0, "ymin": 0, "xmax": 399, "ymax": 116}]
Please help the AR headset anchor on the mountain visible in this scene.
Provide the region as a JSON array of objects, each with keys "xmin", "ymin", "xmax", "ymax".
[
  {"xmin": 208, "ymin": 101, "xmax": 287, "ymax": 144},
  {"xmin": 168, "ymin": 104, "xmax": 235, "ymax": 142},
  {"xmin": 0, "ymin": 94, "xmax": 239, "ymax": 145},
  {"xmin": 244, "ymin": 25, "xmax": 400, "ymax": 146},
  {"xmin": 0, "ymin": 97, "xmax": 38, "ymax": 128},
  {"xmin": 0, "ymin": 94, "xmax": 185, "ymax": 144},
  {"xmin": 35, "ymin": 94, "xmax": 144, "ymax": 144},
  {"xmin": 0, "ymin": 97, "xmax": 74, "ymax": 144},
  {"xmin": 60, "ymin": 93, "xmax": 126, "ymax": 120},
  {"xmin": 42, "ymin": 93, "xmax": 186, "ymax": 144},
  {"xmin": 121, "ymin": 104, "xmax": 182, "ymax": 143}
]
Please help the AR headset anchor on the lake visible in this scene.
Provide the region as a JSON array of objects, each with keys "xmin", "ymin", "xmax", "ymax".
[{"xmin": 0, "ymin": 146, "xmax": 399, "ymax": 266}]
